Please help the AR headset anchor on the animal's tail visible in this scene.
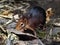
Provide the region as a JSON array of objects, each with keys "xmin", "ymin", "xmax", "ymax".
[{"xmin": 46, "ymin": 8, "xmax": 54, "ymax": 23}]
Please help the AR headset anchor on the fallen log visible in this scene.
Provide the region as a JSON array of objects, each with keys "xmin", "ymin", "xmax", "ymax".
[{"xmin": 7, "ymin": 29, "xmax": 37, "ymax": 41}]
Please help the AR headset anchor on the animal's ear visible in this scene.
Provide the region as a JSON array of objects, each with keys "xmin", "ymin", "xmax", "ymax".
[{"xmin": 46, "ymin": 8, "xmax": 54, "ymax": 17}]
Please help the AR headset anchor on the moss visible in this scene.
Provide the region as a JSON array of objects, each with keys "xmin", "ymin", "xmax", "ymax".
[{"xmin": 36, "ymin": 29, "xmax": 46, "ymax": 38}]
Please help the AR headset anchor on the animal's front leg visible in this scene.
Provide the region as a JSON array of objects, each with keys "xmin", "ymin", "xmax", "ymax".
[{"xmin": 25, "ymin": 25, "xmax": 37, "ymax": 36}]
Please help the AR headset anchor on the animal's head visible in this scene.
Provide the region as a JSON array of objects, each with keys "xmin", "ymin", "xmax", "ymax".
[{"xmin": 15, "ymin": 16, "xmax": 27, "ymax": 30}]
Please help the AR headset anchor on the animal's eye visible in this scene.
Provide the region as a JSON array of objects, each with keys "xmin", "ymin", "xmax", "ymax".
[{"xmin": 20, "ymin": 23, "xmax": 25, "ymax": 27}]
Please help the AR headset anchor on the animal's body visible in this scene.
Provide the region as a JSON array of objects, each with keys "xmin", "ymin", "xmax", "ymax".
[{"xmin": 16, "ymin": 6, "xmax": 46, "ymax": 35}]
